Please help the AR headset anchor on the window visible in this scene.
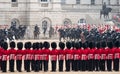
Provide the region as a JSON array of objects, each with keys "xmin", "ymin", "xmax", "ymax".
[
  {"xmin": 41, "ymin": 0, "xmax": 48, "ymax": 2},
  {"xmin": 61, "ymin": 0, "xmax": 66, "ymax": 4},
  {"xmin": 91, "ymin": 0, "xmax": 95, "ymax": 5},
  {"xmin": 116, "ymin": 0, "xmax": 119, "ymax": 5},
  {"xmin": 108, "ymin": 0, "xmax": 110, "ymax": 5},
  {"xmin": 76, "ymin": 0, "xmax": 80, "ymax": 4},
  {"xmin": 12, "ymin": 0, "xmax": 17, "ymax": 2},
  {"xmin": 11, "ymin": 0, "xmax": 18, "ymax": 7}
]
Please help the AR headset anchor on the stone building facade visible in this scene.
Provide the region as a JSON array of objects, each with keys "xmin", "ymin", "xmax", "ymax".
[{"xmin": 0, "ymin": 0, "xmax": 120, "ymax": 30}]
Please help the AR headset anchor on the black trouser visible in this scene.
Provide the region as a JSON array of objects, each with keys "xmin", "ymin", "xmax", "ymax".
[
  {"xmin": 39, "ymin": 60, "xmax": 43, "ymax": 71},
  {"xmin": 94, "ymin": 60, "xmax": 100, "ymax": 71},
  {"xmin": 81, "ymin": 60, "xmax": 86, "ymax": 71},
  {"xmin": 74, "ymin": 60, "xmax": 79, "ymax": 71},
  {"xmin": 1, "ymin": 61, "xmax": 7, "ymax": 72},
  {"xmin": 100, "ymin": 60, "xmax": 106, "ymax": 71},
  {"xmin": 24, "ymin": 60, "xmax": 27, "ymax": 71},
  {"xmin": 113, "ymin": 59, "xmax": 119, "ymax": 71},
  {"xmin": 0, "ymin": 60, "xmax": 1, "ymax": 71},
  {"xmin": 107, "ymin": 59, "xmax": 112, "ymax": 71},
  {"xmin": 78, "ymin": 60, "xmax": 82, "ymax": 71},
  {"xmin": 59, "ymin": 60, "xmax": 64, "ymax": 71},
  {"xmin": 26, "ymin": 60, "xmax": 31, "ymax": 72},
  {"xmin": 72, "ymin": 60, "xmax": 74, "ymax": 71},
  {"xmin": 43, "ymin": 60, "xmax": 48, "ymax": 72},
  {"xmin": 34, "ymin": 60, "xmax": 40, "ymax": 72},
  {"xmin": 16, "ymin": 60, "xmax": 22, "ymax": 72},
  {"xmin": 88, "ymin": 59, "xmax": 94, "ymax": 71},
  {"xmin": 65, "ymin": 60, "xmax": 72, "ymax": 71},
  {"xmin": 31, "ymin": 60, "xmax": 35, "ymax": 71},
  {"xmin": 51, "ymin": 61, "xmax": 57, "ymax": 71},
  {"xmin": 9, "ymin": 60, "xmax": 15, "ymax": 72}
]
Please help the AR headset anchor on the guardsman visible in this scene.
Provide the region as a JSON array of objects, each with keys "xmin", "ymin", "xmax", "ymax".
[
  {"xmin": 31, "ymin": 42, "xmax": 36, "ymax": 71},
  {"xmin": 8, "ymin": 41, "xmax": 16, "ymax": 72},
  {"xmin": 1, "ymin": 42, "xmax": 8, "ymax": 72},
  {"xmin": 106, "ymin": 41, "xmax": 114, "ymax": 71},
  {"xmin": 50, "ymin": 42, "xmax": 58, "ymax": 72},
  {"xmin": 88, "ymin": 42, "xmax": 95, "ymax": 71},
  {"xmin": 113, "ymin": 40, "xmax": 120, "ymax": 71},
  {"xmin": 81, "ymin": 42, "xmax": 88, "ymax": 71},
  {"xmin": 24, "ymin": 42, "xmax": 32, "ymax": 72},
  {"xmin": 39, "ymin": 42, "xmax": 43, "ymax": 71},
  {"xmin": 94, "ymin": 42, "xmax": 101, "ymax": 71},
  {"xmin": 58, "ymin": 42, "xmax": 65, "ymax": 71},
  {"xmin": 73, "ymin": 42, "xmax": 81, "ymax": 71},
  {"xmin": 100, "ymin": 41, "xmax": 107, "ymax": 71},
  {"xmin": 34, "ymin": 42, "xmax": 40, "ymax": 72},
  {"xmin": 16, "ymin": 42, "xmax": 23, "ymax": 72},
  {"xmin": 65, "ymin": 42, "xmax": 73, "ymax": 71},
  {"xmin": 43, "ymin": 41, "xmax": 50, "ymax": 72}
]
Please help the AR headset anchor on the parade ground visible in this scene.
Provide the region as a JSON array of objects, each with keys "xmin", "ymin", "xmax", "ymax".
[{"xmin": 0, "ymin": 39, "xmax": 120, "ymax": 74}]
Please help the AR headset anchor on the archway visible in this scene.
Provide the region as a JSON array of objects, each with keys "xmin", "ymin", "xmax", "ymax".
[
  {"xmin": 11, "ymin": 18, "xmax": 20, "ymax": 28},
  {"xmin": 40, "ymin": 17, "xmax": 52, "ymax": 35},
  {"xmin": 63, "ymin": 18, "xmax": 72, "ymax": 26}
]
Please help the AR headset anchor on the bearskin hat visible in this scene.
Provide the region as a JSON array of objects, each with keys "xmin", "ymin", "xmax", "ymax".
[
  {"xmin": 75, "ymin": 42, "xmax": 80, "ymax": 49},
  {"xmin": 82, "ymin": 42, "xmax": 88, "ymax": 49},
  {"xmin": 24, "ymin": 42, "xmax": 28, "ymax": 49},
  {"xmin": 43, "ymin": 41, "xmax": 50, "ymax": 49},
  {"xmin": 36, "ymin": 42, "xmax": 40, "ymax": 49},
  {"xmin": 17, "ymin": 42, "xmax": 23, "ymax": 50},
  {"xmin": 0, "ymin": 39, "xmax": 4, "ymax": 47},
  {"xmin": 71, "ymin": 41, "xmax": 75, "ymax": 48},
  {"xmin": 10, "ymin": 41, "xmax": 16, "ymax": 48},
  {"xmin": 51, "ymin": 42, "xmax": 57, "ymax": 49},
  {"xmin": 96, "ymin": 42, "xmax": 101, "ymax": 49},
  {"xmin": 114, "ymin": 40, "xmax": 119, "ymax": 48},
  {"xmin": 59, "ymin": 42, "xmax": 65, "ymax": 50},
  {"xmin": 101, "ymin": 41, "xmax": 107, "ymax": 48},
  {"xmin": 32, "ymin": 42, "xmax": 36, "ymax": 49},
  {"xmin": 107, "ymin": 41, "xmax": 113, "ymax": 49},
  {"xmin": 79, "ymin": 41, "xmax": 82, "ymax": 48},
  {"xmin": 88, "ymin": 42, "xmax": 93, "ymax": 49},
  {"xmin": 66, "ymin": 42, "xmax": 72, "ymax": 49},
  {"xmin": 27, "ymin": 42, "xmax": 32, "ymax": 49},
  {"xmin": 92, "ymin": 42, "xmax": 96, "ymax": 48},
  {"xmin": 39, "ymin": 42, "xmax": 43, "ymax": 49},
  {"xmin": 2, "ymin": 42, "xmax": 8, "ymax": 50}
]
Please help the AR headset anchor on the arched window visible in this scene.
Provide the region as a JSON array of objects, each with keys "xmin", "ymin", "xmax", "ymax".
[
  {"xmin": 91, "ymin": 0, "xmax": 95, "ymax": 5},
  {"xmin": 63, "ymin": 18, "xmax": 72, "ymax": 26}
]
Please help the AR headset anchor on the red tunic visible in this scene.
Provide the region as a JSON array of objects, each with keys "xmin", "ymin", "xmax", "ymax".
[
  {"xmin": 42, "ymin": 49, "xmax": 50, "ymax": 61},
  {"xmin": 65, "ymin": 49, "xmax": 73, "ymax": 60},
  {"xmin": 34, "ymin": 49, "xmax": 43, "ymax": 60},
  {"xmin": 100, "ymin": 48, "xmax": 107, "ymax": 60},
  {"xmin": 106, "ymin": 48, "xmax": 115, "ymax": 60},
  {"xmin": 81, "ymin": 48, "xmax": 88, "ymax": 60},
  {"xmin": 1, "ymin": 50, "xmax": 9, "ymax": 61},
  {"xmin": 24, "ymin": 49, "xmax": 32, "ymax": 60},
  {"xmin": 58, "ymin": 49, "xmax": 65, "ymax": 60},
  {"xmin": 0, "ymin": 47, "xmax": 3, "ymax": 60},
  {"xmin": 88, "ymin": 48, "xmax": 95, "ymax": 60},
  {"xmin": 113, "ymin": 47, "xmax": 120, "ymax": 59},
  {"xmin": 31, "ymin": 49, "xmax": 35, "ymax": 60},
  {"xmin": 50, "ymin": 49, "xmax": 58, "ymax": 61},
  {"xmin": 8, "ymin": 48, "xmax": 17, "ymax": 60},
  {"xmin": 16, "ymin": 49, "xmax": 24, "ymax": 60},
  {"xmin": 73, "ymin": 49, "xmax": 82, "ymax": 60},
  {"xmin": 94, "ymin": 48, "xmax": 101, "ymax": 60}
]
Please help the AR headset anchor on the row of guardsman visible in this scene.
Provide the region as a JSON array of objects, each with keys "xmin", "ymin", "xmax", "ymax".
[{"xmin": 0, "ymin": 40, "xmax": 120, "ymax": 72}]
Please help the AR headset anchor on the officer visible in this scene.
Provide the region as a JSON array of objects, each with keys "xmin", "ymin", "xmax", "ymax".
[{"xmin": 16, "ymin": 42, "xmax": 23, "ymax": 72}]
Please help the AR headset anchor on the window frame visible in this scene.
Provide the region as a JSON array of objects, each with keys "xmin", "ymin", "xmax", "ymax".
[
  {"xmin": 76, "ymin": 0, "xmax": 80, "ymax": 4},
  {"xmin": 91, "ymin": 0, "xmax": 95, "ymax": 5}
]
